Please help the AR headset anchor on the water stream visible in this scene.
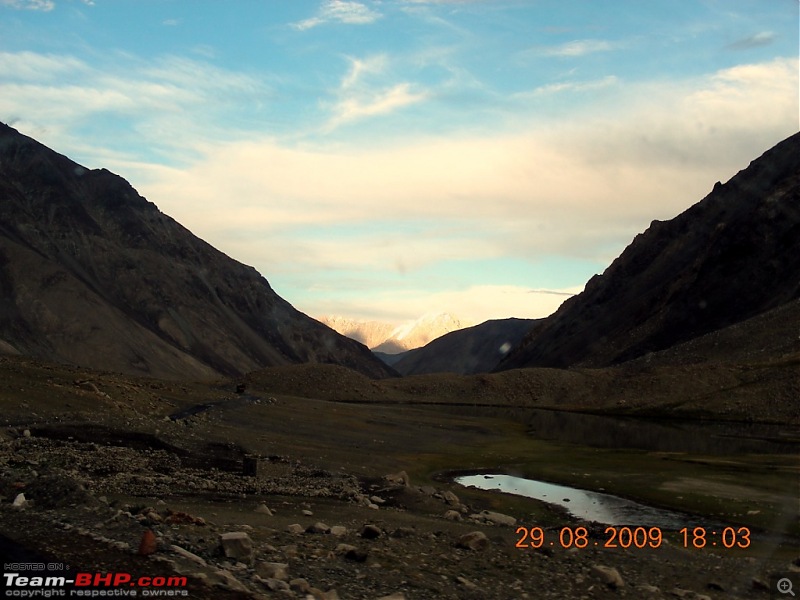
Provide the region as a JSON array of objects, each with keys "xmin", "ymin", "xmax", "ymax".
[
  {"xmin": 442, "ymin": 408, "xmax": 800, "ymax": 530},
  {"xmin": 456, "ymin": 473, "xmax": 703, "ymax": 528}
]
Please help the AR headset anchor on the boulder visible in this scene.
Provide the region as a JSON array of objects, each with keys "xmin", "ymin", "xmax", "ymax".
[
  {"xmin": 591, "ymin": 564, "xmax": 625, "ymax": 589},
  {"xmin": 255, "ymin": 562, "xmax": 289, "ymax": 581},
  {"xmin": 478, "ymin": 510, "xmax": 516, "ymax": 527},
  {"xmin": 456, "ymin": 531, "xmax": 490, "ymax": 551},
  {"xmin": 219, "ymin": 532, "xmax": 253, "ymax": 563},
  {"xmin": 360, "ymin": 524, "xmax": 382, "ymax": 539},
  {"xmin": 384, "ymin": 471, "xmax": 410, "ymax": 487}
]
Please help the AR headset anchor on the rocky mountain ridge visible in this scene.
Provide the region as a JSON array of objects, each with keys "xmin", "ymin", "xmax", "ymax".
[
  {"xmin": 0, "ymin": 123, "xmax": 394, "ymax": 380},
  {"xmin": 391, "ymin": 318, "xmax": 541, "ymax": 375},
  {"xmin": 498, "ymin": 131, "xmax": 800, "ymax": 370}
]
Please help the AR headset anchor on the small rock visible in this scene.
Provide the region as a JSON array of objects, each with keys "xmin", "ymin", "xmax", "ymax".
[
  {"xmin": 390, "ymin": 527, "xmax": 415, "ymax": 538},
  {"xmin": 219, "ymin": 532, "xmax": 253, "ymax": 563},
  {"xmin": 289, "ymin": 578, "xmax": 311, "ymax": 593},
  {"xmin": 335, "ymin": 543, "xmax": 357, "ymax": 555},
  {"xmin": 636, "ymin": 584, "xmax": 660, "ymax": 594},
  {"xmin": 456, "ymin": 576, "xmax": 477, "ymax": 589},
  {"xmin": 369, "ymin": 495, "xmax": 385, "ymax": 504},
  {"xmin": 442, "ymin": 490, "xmax": 460, "ymax": 506},
  {"xmin": 376, "ymin": 594, "xmax": 406, "ymax": 600},
  {"xmin": 12, "ymin": 493, "xmax": 28, "ymax": 510},
  {"xmin": 302, "ymin": 509, "xmax": 314, "ymax": 516},
  {"xmin": 329, "ymin": 526, "xmax": 347, "ymax": 537},
  {"xmin": 138, "ymin": 529, "xmax": 158, "ymax": 556},
  {"xmin": 169, "ymin": 545, "xmax": 207, "ymax": 566},
  {"xmin": 256, "ymin": 562, "xmax": 289, "ymax": 581},
  {"xmin": 165, "ymin": 510, "xmax": 205, "ymax": 525},
  {"xmin": 23, "ymin": 429, "xmax": 31, "ymax": 438},
  {"xmin": 306, "ymin": 522, "xmax": 331, "ymax": 534},
  {"xmin": 210, "ymin": 569, "xmax": 249, "ymax": 593},
  {"xmin": 254, "ymin": 503, "xmax": 273, "ymax": 515},
  {"xmin": 287, "ymin": 523, "xmax": 304, "ymax": 535},
  {"xmin": 384, "ymin": 471, "xmax": 410, "ymax": 487},
  {"xmin": 456, "ymin": 531, "xmax": 489, "ymax": 551},
  {"xmin": 591, "ymin": 565, "xmax": 624, "ymax": 589},
  {"xmin": 360, "ymin": 524, "xmax": 382, "ymax": 539},
  {"xmin": 443, "ymin": 510, "xmax": 462, "ymax": 521},
  {"xmin": 354, "ymin": 494, "xmax": 372, "ymax": 507},
  {"xmin": 478, "ymin": 510, "xmax": 516, "ymax": 526},
  {"xmin": 344, "ymin": 547, "xmax": 368, "ymax": 562},
  {"xmin": 259, "ymin": 577, "xmax": 290, "ymax": 592}
]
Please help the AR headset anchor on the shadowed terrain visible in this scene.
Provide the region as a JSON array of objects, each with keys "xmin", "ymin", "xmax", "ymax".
[
  {"xmin": 0, "ymin": 123, "xmax": 394, "ymax": 380},
  {"xmin": 498, "ymin": 132, "xmax": 800, "ymax": 370}
]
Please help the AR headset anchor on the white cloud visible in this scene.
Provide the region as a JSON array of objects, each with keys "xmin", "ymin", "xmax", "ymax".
[
  {"xmin": 543, "ymin": 39, "xmax": 617, "ymax": 57},
  {"xmin": 293, "ymin": 0, "xmax": 381, "ymax": 30},
  {"xmin": 0, "ymin": 51, "xmax": 268, "ymax": 165},
  {"xmin": 523, "ymin": 75, "xmax": 618, "ymax": 97},
  {"xmin": 308, "ymin": 284, "xmax": 581, "ymax": 323},
  {"xmin": 3, "ymin": 46, "xmax": 795, "ymax": 322},
  {"xmin": 1, "ymin": 0, "xmax": 54, "ymax": 10},
  {"xmin": 328, "ymin": 82, "xmax": 428, "ymax": 128},
  {"xmin": 125, "ymin": 57, "xmax": 797, "ymax": 321},
  {"xmin": 323, "ymin": 54, "xmax": 429, "ymax": 129},
  {"xmin": 0, "ymin": 51, "xmax": 88, "ymax": 80},
  {"xmin": 341, "ymin": 55, "xmax": 387, "ymax": 89}
]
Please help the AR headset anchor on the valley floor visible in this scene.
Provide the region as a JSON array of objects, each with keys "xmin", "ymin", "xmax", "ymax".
[{"xmin": 0, "ymin": 356, "xmax": 797, "ymax": 599}]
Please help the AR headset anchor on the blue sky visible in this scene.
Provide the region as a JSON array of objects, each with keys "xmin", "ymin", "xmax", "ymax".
[{"xmin": 1, "ymin": 0, "xmax": 798, "ymax": 324}]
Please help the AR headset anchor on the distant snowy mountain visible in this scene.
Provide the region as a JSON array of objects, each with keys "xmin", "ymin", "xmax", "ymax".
[
  {"xmin": 319, "ymin": 313, "xmax": 475, "ymax": 354},
  {"xmin": 317, "ymin": 316, "xmax": 395, "ymax": 350}
]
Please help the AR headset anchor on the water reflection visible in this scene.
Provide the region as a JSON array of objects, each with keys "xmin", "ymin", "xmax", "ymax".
[
  {"xmin": 457, "ymin": 473, "xmax": 702, "ymax": 528},
  {"xmin": 429, "ymin": 406, "xmax": 800, "ymax": 455}
]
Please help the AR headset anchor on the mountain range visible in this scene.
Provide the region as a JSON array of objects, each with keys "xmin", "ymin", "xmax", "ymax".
[
  {"xmin": 1, "ymin": 122, "xmax": 798, "ymax": 387},
  {"xmin": 0, "ymin": 122, "xmax": 394, "ymax": 380},
  {"xmin": 319, "ymin": 312, "xmax": 473, "ymax": 355},
  {"xmin": 391, "ymin": 318, "xmax": 541, "ymax": 375}
]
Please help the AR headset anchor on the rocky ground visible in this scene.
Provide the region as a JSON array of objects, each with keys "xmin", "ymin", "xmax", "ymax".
[
  {"xmin": 0, "ymin": 355, "xmax": 797, "ymax": 599},
  {"xmin": 1, "ymin": 426, "xmax": 797, "ymax": 600}
]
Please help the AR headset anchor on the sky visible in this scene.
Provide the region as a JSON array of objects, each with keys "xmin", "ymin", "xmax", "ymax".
[{"xmin": 1, "ymin": 0, "xmax": 798, "ymax": 325}]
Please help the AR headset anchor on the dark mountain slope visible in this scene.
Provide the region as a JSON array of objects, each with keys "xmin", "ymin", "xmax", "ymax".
[
  {"xmin": 498, "ymin": 132, "xmax": 800, "ymax": 370},
  {"xmin": 392, "ymin": 318, "xmax": 541, "ymax": 375},
  {"xmin": 0, "ymin": 123, "xmax": 394, "ymax": 379}
]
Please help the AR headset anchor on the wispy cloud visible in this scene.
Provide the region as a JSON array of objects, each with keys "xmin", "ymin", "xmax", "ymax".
[
  {"xmin": 341, "ymin": 55, "xmax": 388, "ymax": 89},
  {"xmin": 328, "ymin": 82, "xmax": 428, "ymax": 128},
  {"xmin": 0, "ymin": 0, "xmax": 54, "ymax": 11},
  {"xmin": 323, "ymin": 54, "xmax": 429, "ymax": 129},
  {"xmin": 0, "ymin": 51, "xmax": 88, "ymax": 80},
  {"xmin": 131, "ymin": 57, "xmax": 797, "ymax": 321},
  {"xmin": 293, "ymin": 0, "xmax": 382, "ymax": 31},
  {"xmin": 543, "ymin": 39, "xmax": 617, "ymax": 57},
  {"xmin": 524, "ymin": 75, "xmax": 618, "ymax": 97},
  {"xmin": 311, "ymin": 284, "xmax": 581, "ymax": 323},
  {"xmin": 0, "ymin": 51, "xmax": 269, "ymax": 165},
  {"xmin": 727, "ymin": 31, "xmax": 776, "ymax": 51}
]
